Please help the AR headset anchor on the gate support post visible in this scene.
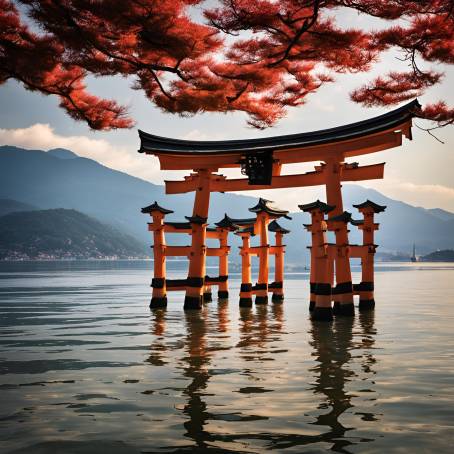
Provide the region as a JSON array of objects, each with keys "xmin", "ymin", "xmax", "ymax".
[
  {"xmin": 141, "ymin": 202, "xmax": 174, "ymax": 309},
  {"xmin": 184, "ymin": 170, "xmax": 211, "ymax": 310},
  {"xmin": 238, "ymin": 229, "xmax": 254, "ymax": 307},
  {"xmin": 353, "ymin": 200, "xmax": 386, "ymax": 311},
  {"xmin": 256, "ymin": 212, "xmax": 270, "ymax": 304},
  {"xmin": 218, "ymin": 228, "xmax": 230, "ymax": 300},
  {"xmin": 299, "ymin": 201, "xmax": 335, "ymax": 321},
  {"xmin": 324, "ymin": 159, "xmax": 354, "ymax": 316}
]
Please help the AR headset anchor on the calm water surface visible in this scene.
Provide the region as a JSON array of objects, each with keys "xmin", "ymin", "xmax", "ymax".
[{"xmin": 0, "ymin": 262, "xmax": 453, "ymax": 453}]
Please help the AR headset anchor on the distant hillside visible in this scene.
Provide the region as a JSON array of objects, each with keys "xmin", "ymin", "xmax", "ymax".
[
  {"xmin": 47, "ymin": 148, "xmax": 79, "ymax": 159},
  {"xmin": 1, "ymin": 145, "xmax": 454, "ymax": 263},
  {"xmin": 0, "ymin": 209, "xmax": 148, "ymax": 260},
  {"xmin": 0, "ymin": 198, "xmax": 39, "ymax": 217},
  {"xmin": 427, "ymin": 208, "xmax": 454, "ymax": 222},
  {"xmin": 420, "ymin": 249, "xmax": 454, "ymax": 262}
]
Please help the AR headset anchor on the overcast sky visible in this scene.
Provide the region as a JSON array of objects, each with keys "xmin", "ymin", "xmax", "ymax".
[{"xmin": 1, "ymin": 7, "xmax": 453, "ymax": 212}]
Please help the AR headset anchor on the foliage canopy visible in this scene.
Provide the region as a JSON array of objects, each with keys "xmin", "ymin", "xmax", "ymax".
[{"xmin": 1, "ymin": 0, "xmax": 453, "ymax": 130}]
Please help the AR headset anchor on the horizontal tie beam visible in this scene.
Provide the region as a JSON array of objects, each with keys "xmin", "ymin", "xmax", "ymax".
[{"xmin": 165, "ymin": 163, "xmax": 385, "ymax": 194}]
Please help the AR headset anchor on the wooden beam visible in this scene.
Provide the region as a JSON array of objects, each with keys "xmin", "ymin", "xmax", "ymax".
[
  {"xmin": 164, "ymin": 246, "xmax": 190, "ymax": 256},
  {"xmin": 249, "ymin": 246, "xmax": 281, "ymax": 255},
  {"xmin": 207, "ymin": 247, "xmax": 230, "ymax": 257},
  {"xmin": 349, "ymin": 245, "xmax": 368, "ymax": 258},
  {"xmin": 165, "ymin": 163, "xmax": 385, "ymax": 194},
  {"xmin": 343, "ymin": 163, "xmax": 385, "ymax": 181},
  {"xmin": 163, "ymin": 225, "xmax": 191, "ymax": 234}
]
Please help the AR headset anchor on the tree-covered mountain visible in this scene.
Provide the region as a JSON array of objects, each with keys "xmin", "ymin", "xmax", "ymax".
[
  {"xmin": 0, "ymin": 208, "xmax": 148, "ymax": 260},
  {"xmin": 420, "ymin": 250, "xmax": 454, "ymax": 262},
  {"xmin": 1, "ymin": 145, "xmax": 453, "ymax": 263}
]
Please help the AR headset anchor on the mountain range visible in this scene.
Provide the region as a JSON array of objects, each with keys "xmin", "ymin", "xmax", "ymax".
[
  {"xmin": 0, "ymin": 207, "xmax": 147, "ymax": 260},
  {"xmin": 1, "ymin": 144, "xmax": 453, "ymax": 263}
]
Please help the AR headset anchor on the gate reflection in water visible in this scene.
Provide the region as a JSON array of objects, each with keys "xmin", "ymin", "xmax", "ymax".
[
  {"xmin": 147, "ymin": 303, "xmax": 379, "ymax": 452},
  {"xmin": 1, "ymin": 264, "xmax": 454, "ymax": 453}
]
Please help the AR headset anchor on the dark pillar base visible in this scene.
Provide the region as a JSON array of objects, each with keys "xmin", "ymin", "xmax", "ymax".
[
  {"xmin": 184, "ymin": 295, "xmax": 203, "ymax": 310},
  {"xmin": 255, "ymin": 295, "xmax": 268, "ymax": 305},
  {"xmin": 150, "ymin": 296, "xmax": 167, "ymax": 309},
  {"xmin": 239, "ymin": 297, "xmax": 253, "ymax": 307},
  {"xmin": 311, "ymin": 306, "xmax": 333, "ymax": 322},
  {"xmin": 271, "ymin": 293, "xmax": 284, "ymax": 303},
  {"xmin": 203, "ymin": 292, "xmax": 212, "ymax": 302},
  {"xmin": 359, "ymin": 299, "xmax": 375, "ymax": 311},
  {"xmin": 309, "ymin": 300, "xmax": 315, "ymax": 312},
  {"xmin": 218, "ymin": 290, "xmax": 229, "ymax": 299},
  {"xmin": 333, "ymin": 301, "xmax": 340, "ymax": 315},
  {"xmin": 336, "ymin": 302, "xmax": 355, "ymax": 317}
]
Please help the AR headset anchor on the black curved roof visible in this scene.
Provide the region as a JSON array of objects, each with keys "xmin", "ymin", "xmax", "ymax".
[
  {"xmin": 268, "ymin": 220, "xmax": 290, "ymax": 234},
  {"xmin": 164, "ymin": 221, "xmax": 191, "ymax": 230},
  {"xmin": 215, "ymin": 214, "xmax": 256, "ymax": 227},
  {"xmin": 139, "ymin": 100, "xmax": 420, "ymax": 155},
  {"xmin": 214, "ymin": 214, "xmax": 256, "ymax": 229},
  {"xmin": 141, "ymin": 201, "xmax": 174, "ymax": 215},
  {"xmin": 327, "ymin": 211, "xmax": 362, "ymax": 225},
  {"xmin": 353, "ymin": 200, "xmax": 387, "ymax": 213},
  {"xmin": 234, "ymin": 226, "xmax": 255, "ymax": 236},
  {"xmin": 299, "ymin": 200, "xmax": 335, "ymax": 213},
  {"xmin": 249, "ymin": 198, "xmax": 291, "ymax": 219}
]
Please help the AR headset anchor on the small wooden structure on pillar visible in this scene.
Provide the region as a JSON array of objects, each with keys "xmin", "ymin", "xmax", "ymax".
[
  {"xmin": 352, "ymin": 200, "xmax": 387, "ymax": 310},
  {"xmin": 139, "ymin": 100, "xmax": 419, "ymax": 316},
  {"xmin": 142, "ymin": 203, "xmax": 239, "ymax": 309},
  {"xmin": 300, "ymin": 201, "xmax": 386, "ymax": 320},
  {"xmin": 234, "ymin": 199, "xmax": 291, "ymax": 306}
]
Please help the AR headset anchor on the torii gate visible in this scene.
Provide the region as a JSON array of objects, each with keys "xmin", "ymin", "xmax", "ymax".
[{"xmin": 138, "ymin": 100, "xmax": 419, "ymax": 317}]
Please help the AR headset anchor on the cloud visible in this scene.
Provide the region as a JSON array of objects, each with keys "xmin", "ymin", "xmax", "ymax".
[
  {"xmin": 0, "ymin": 123, "xmax": 162, "ymax": 182},
  {"xmin": 362, "ymin": 179, "xmax": 454, "ymax": 212},
  {"xmin": 183, "ymin": 129, "xmax": 227, "ymax": 140}
]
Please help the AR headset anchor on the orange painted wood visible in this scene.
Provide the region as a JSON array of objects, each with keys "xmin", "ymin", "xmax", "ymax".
[
  {"xmin": 325, "ymin": 158, "xmax": 353, "ymax": 305},
  {"xmin": 186, "ymin": 170, "xmax": 211, "ymax": 301},
  {"xmin": 218, "ymin": 229, "xmax": 229, "ymax": 293},
  {"xmin": 151, "ymin": 212, "xmax": 166, "ymax": 300},
  {"xmin": 206, "ymin": 247, "xmax": 230, "ymax": 257},
  {"xmin": 256, "ymin": 212, "xmax": 270, "ymax": 301},
  {"xmin": 164, "ymin": 246, "xmax": 190, "ymax": 256},
  {"xmin": 249, "ymin": 246, "xmax": 281, "ymax": 255},
  {"xmin": 274, "ymin": 233, "xmax": 284, "ymax": 296},
  {"xmin": 165, "ymin": 163, "xmax": 384, "ymax": 194},
  {"xmin": 349, "ymin": 245, "xmax": 368, "ymax": 258}
]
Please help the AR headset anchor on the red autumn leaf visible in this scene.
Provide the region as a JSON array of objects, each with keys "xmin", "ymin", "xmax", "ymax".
[{"xmin": 1, "ymin": 0, "xmax": 453, "ymax": 130}]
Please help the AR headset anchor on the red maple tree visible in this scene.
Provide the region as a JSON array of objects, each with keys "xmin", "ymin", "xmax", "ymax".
[{"xmin": 1, "ymin": 0, "xmax": 453, "ymax": 130}]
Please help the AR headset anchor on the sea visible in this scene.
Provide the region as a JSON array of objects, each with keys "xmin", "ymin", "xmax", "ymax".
[{"xmin": 0, "ymin": 261, "xmax": 453, "ymax": 453}]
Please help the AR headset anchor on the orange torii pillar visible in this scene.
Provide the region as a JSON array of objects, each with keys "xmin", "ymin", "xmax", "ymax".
[
  {"xmin": 255, "ymin": 211, "xmax": 270, "ymax": 305},
  {"xmin": 249, "ymin": 198, "xmax": 291, "ymax": 305},
  {"xmin": 213, "ymin": 214, "xmax": 256, "ymax": 301},
  {"xmin": 184, "ymin": 170, "xmax": 211, "ymax": 310},
  {"xmin": 212, "ymin": 216, "xmax": 242, "ymax": 300},
  {"xmin": 202, "ymin": 227, "xmax": 216, "ymax": 303},
  {"xmin": 202, "ymin": 225, "xmax": 231, "ymax": 302},
  {"xmin": 299, "ymin": 201, "xmax": 335, "ymax": 321},
  {"xmin": 353, "ymin": 200, "xmax": 386, "ymax": 311},
  {"xmin": 141, "ymin": 201, "xmax": 174, "ymax": 309},
  {"xmin": 268, "ymin": 220, "xmax": 290, "ymax": 303},
  {"xmin": 237, "ymin": 226, "xmax": 255, "ymax": 307},
  {"xmin": 217, "ymin": 227, "xmax": 230, "ymax": 299},
  {"xmin": 327, "ymin": 212, "xmax": 356, "ymax": 316},
  {"xmin": 323, "ymin": 159, "xmax": 355, "ymax": 316}
]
